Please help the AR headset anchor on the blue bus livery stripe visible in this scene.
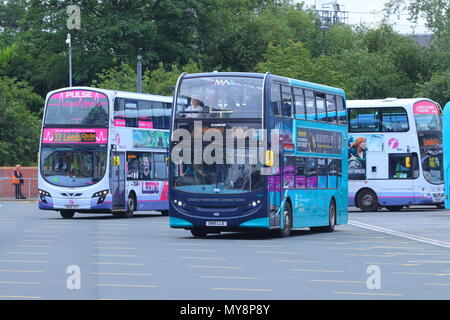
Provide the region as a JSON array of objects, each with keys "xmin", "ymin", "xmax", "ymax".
[
  {"xmin": 170, "ymin": 217, "xmax": 193, "ymax": 228},
  {"xmin": 239, "ymin": 217, "xmax": 270, "ymax": 228}
]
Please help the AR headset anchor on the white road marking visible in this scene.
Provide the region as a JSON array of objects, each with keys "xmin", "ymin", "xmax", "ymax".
[
  {"xmin": 0, "ymin": 281, "xmax": 40, "ymax": 285},
  {"xmin": 95, "ymin": 283, "xmax": 156, "ymax": 288},
  {"xmin": 212, "ymin": 287, "xmax": 273, "ymax": 292},
  {"xmin": 93, "ymin": 247, "xmax": 136, "ymax": 250},
  {"xmin": 92, "ymin": 254, "xmax": 138, "ymax": 258},
  {"xmin": 0, "ymin": 295, "xmax": 41, "ymax": 299},
  {"xmin": 190, "ymin": 265, "xmax": 242, "ymax": 269},
  {"xmin": 179, "ymin": 257, "xmax": 227, "ymax": 261},
  {"xmin": 349, "ymin": 220, "xmax": 450, "ymax": 249},
  {"xmin": 0, "ymin": 269, "xmax": 44, "ymax": 273},
  {"xmin": 334, "ymin": 291, "xmax": 402, "ymax": 297},
  {"xmin": 92, "ymin": 262, "xmax": 144, "ymax": 266},
  {"xmin": 274, "ymin": 259, "xmax": 321, "ymax": 263},
  {"xmin": 0, "ymin": 260, "xmax": 48, "ymax": 263},
  {"xmin": 92, "ymin": 272, "xmax": 150, "ymax": 276},
  {"xmin": 311, "ymin": 279, "xmax": 365, "ymax": 284},
  {"xmin": 291, "ymin": 268, "xmax": 343, "ymax": 273},
  {"xmin": 257, "ymin": 251, "xmax": 303, "ymax": 255},
  {"xmin": 201, "ymin": 276, "xmax": 258, "ymax": 280},
  {"xmin": 172, "ymin": 248, "xmax": 216, "ymax": 252},
  {"xmin": 7, "ymin": 252, "xmax": 50, "ymax": 255}
]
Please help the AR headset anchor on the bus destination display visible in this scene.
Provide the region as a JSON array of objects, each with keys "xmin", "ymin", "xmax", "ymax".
[{"xmin": 53, "ymin": 132, "xmax": 97, "ymax": 143}]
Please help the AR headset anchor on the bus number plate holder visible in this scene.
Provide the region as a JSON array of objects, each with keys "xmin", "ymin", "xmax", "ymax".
[
  {"xmin": 65, "ymin": 205, "xmax": 79, "ymax": 209},
  {"xmin": 206, "ymin": 221, "xmax": 227, "ymax": 227}
]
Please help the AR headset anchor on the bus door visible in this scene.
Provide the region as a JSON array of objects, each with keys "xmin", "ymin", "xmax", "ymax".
[
  {"xmin": 268, "ymin": 153, "xmax": 283, "ymax": 227},
  {"xmin": 111, "ymin": 151, "xmax": 126, "ymax": 210}
]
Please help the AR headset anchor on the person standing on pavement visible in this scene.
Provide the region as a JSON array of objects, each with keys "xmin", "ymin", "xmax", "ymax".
[{"xmin": 12, "ymin": 164, "xmax": 26, "ymax": 199}]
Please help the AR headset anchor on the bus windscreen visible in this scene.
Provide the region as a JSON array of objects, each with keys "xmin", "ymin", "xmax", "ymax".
[
  {"xmin": 45, "ymin": 90, "xmax": 109, "ymax": 126},
  {"xmin": 176, "ymin": 77, "xmax": 263, "ymax": 119}
]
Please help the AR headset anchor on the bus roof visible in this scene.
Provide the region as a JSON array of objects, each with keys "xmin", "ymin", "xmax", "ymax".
[
  {"xmin": 45, "ymin": 86, "xmax": 172, "ymax": 102},
  {"xmin": 182, "ymin": 72, "xmax": 346, "ymax": 97},
  {"xmin": 347, "ymin": 98, "xmax": 439, "ymax": 109}
]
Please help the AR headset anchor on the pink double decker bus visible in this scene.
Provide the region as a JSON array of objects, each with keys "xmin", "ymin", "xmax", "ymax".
[{"xmin": 38, "ymin": 87, "xmax": 172, "ymax": 218}]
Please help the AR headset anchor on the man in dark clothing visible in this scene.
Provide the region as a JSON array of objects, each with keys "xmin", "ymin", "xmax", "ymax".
[{"xmin": 12, "ymin": 164, "xmax": 26, "ymax": 199}]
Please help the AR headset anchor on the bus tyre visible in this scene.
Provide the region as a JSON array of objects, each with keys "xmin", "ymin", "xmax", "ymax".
[
  {"xmin": 323, "ymin": 199, "xmax": 336, "ymax": 233},
  {"xmin": 436, "ymin": 204, "xmax": 444, "ymax": 210},
  {"xmin": 278, "ymin": 202, "xmax": 292, "ymax": 238},
  {"xmin": 191, "ymin": 229, "xmax": 207, "ymax": 238},
  {"xmin": 60, "ymin": 210, "xmax": 75, "ymax": 219},
  {"xmin": 357, "ymin": 189, "xmax": 379, "ymax": 212},
  {"xmin": 160, "ymin": 210, "xmax": 169, "ymax": 216},
  {"xmin": 385, "ymin": 205, "xmax": 403, "ymax": 211},
  {"xmin": 124, "ymin": 194, "xmax": 136, "ymax": 218}
]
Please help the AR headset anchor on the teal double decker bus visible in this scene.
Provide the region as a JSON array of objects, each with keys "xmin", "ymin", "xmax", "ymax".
[
  {"xmin": 442, "ymin": 102, "xmax": 450, "ymax": 209},
  {"xmin": 169, "ymin": 72, "xmax": 348, "ymax": 237}
]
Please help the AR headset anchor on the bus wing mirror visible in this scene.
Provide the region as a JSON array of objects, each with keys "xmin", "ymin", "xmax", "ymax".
[
  {"xmin": 113, "ymin": 156, "xmax": 121, "ymax": 166},
  {"xmin": 265, "ymin": 150, "xmax": 274, "ymax": 167}
]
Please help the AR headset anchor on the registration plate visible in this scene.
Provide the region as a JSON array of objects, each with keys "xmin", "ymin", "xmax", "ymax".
[
  {"xmin": 206, "ymin": 221, "xmax": 227, "ymax": 227},
  {"xmin": 64, "ymin": 205, "xmax": 79, "ymax": 209}
]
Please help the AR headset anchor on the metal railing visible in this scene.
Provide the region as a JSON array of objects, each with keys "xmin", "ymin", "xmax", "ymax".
[{"xmin": 0, "ymin": 177, "xmax": 38, "ymax": 199}]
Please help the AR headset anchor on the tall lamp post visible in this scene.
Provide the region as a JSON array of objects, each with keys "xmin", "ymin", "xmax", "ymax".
[
  {"xmin": 320, "ymin": 25, "xmax": 329, "ymax": 56},
  {"xmin": 137, "ymin": 48, "xmax": 143, "ymax": 93},
  {"xmin": 66, "ymin": 33, "xmax": 72, "ymax": 87}
]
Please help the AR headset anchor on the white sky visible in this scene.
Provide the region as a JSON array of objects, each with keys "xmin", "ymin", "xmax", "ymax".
[{"xmin": 297, "ymin": 0, "xmax": 431, "ymax": 34}]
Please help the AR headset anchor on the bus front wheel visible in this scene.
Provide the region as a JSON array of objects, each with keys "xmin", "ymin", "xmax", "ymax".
[
  {"xmin": 60, "ymin": 210, "xmax": 75, "ymax": 219},
  {"xmin": 123, "ymin": 194, "xmax": 136, "ymax": 218},
  {"xmin": 357, "ymin": 189, "xmax": 379, "ymax": 212},
  {"xmin": 278, "ymin": 202, "xmax": 292, "ymax": 238}
]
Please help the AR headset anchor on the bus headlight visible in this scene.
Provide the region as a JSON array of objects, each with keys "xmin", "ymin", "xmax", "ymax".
[
  {"xmin": 248, "ymin": 200, "xmax": 261, "ymax": 207},
  {"xmin": 38, "ymin": 189, "xmax": 51, "ymax": 197},
  {"xmin": 92, "ymin": 190, "xmax": 109, "ymax": 198},
  {"xmin": 38, "ymin": 189, "xmax": 51, "ymax": 203},
  {"xmin": 173, "ymin": 200, "xmax": 185, "ymax": 207}
]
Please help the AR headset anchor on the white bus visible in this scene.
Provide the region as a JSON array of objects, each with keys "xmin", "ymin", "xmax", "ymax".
[
  {"xmin": 347, "ymin": 98, "xmax": 443, "ymax": 211},
  {"xmin": 38, "ymin": 87, "xmax": 172, "ymax": 218}
]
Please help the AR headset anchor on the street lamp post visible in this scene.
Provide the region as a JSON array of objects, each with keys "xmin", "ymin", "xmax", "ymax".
[
  {"xmin": 319, "ymin": 25, "xmax": 329, "ymax": 56},
  {"xmin": 66, "ymin": 33, "xmax": 72, "ymax": 87},
  {"xmin": 137, "ymin": 48, "xmax": 143, "ymax": 93}
]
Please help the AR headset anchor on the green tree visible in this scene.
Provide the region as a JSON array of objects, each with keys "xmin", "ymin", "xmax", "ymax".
[
  {"xmin": 255, "ymin": 41, "xmax": 350, "ymax": 91},
  {"xmin": 93, "ymin": 61, "xmax": 203, "ymax": 96},
  {"xmin": 0, "ymin": 77, "xmax": 42, "ymax": 166},
  {"xmin": 416, "ymin": 70, "xmax": 450, "ymax": 107}
]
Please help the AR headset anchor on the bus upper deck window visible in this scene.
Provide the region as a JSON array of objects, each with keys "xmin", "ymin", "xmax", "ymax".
[
  {"xmin": 293, "ymin": 88, "xmax": 306, "ymax": 120},
  {"xmin": 281, "ymin": 85, "xmax": 293, "ymax": 117},
  {"xmin": 305, "ymin": 90, "xmax": 316, "ymax": 121},
  {"xmin": 326, "ymin": 94, "xmax": 337, "ymax": 124},
  {"xmin": 270, "ymin": 84, "xmax": 282, "ymax": 116}
]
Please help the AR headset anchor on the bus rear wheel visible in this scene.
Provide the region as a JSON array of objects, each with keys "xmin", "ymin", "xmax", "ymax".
[
  {"xmin": 436, "ymin": 204, "xmax": 445, "ymax": 209},
  {"xmin": 385, "ymin": 205, "xmax": 403, "ymax": 211},
  {"xmin": 160, "ymin": 210, "xmax": 169, "ymax": 216},
  {"xmin": 357, "ymin": 189, "xmax": 379, "ymax": 212},
  {"xmin": 60, "ymin": 210, "xmax": 75, "ymax": 219},
  {"xmin": 191, "ymin": 229, "xmax": 207, "ymax": 238},
  {"xmin": 278, "ymin": 202, "xmax": 292, "ymax": 238},
  {"xmin": 310, "ymin": 199, "xmax": 336, "ymax": 233}
]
